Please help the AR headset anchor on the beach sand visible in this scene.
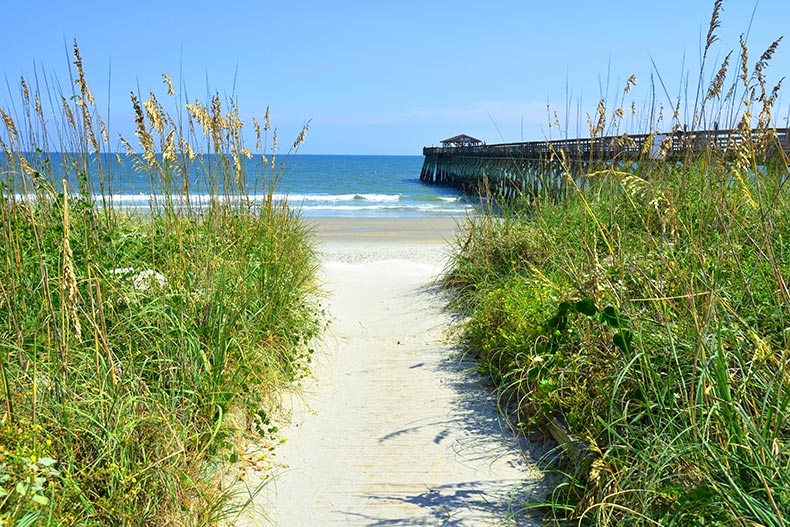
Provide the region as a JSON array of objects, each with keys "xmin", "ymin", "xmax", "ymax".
[
  {"xmin": 236, "ymin": 216, "xmax": 545, "ymax": 526},
  {"xmin": 307, "ymin": 216, "xmax": 463, "ymax": 265}
]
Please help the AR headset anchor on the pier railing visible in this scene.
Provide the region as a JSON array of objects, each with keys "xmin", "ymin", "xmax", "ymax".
[
  {"xmin": 424, "ymin": 128, "xmax": 790, "ymax": 160},
  {"xmin": 420, "ymin": 128, "xmax": 790, "ymax": 199}
]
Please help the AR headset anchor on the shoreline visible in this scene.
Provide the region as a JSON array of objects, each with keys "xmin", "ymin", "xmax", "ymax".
[
  {"xmin": 306, "ymin": 215, "xmax": 464, "ymax": 244},
  {"xmin": 306, "ymin": 215, "xmax": 466, "ymax": 266}
]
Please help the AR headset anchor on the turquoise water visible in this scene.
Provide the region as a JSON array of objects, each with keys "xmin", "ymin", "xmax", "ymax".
[
  {"xmin": 275, "ymin": 155, "xmax": 471, "ymax": 217},
  {"xmin": 5, "ymin": 153, "xmax": 473, "ymax": 218}
]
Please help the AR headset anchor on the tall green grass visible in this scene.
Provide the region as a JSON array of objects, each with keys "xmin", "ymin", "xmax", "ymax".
[
  {"xmin": 444, "ymin": 4, "xmax": 790, "ymax": 525},
  {"xmin": 0, "ymin": 43, "xmax": 320, "ymax": 525}
]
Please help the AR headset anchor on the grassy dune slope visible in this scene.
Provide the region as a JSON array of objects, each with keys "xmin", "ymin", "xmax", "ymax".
[
  {"xmin": 443, "ymin": 4, "xmax": 790, "ymax": 524},
  {"xmin": 1, "ymin": 45, "xmax": 320, "ymax": 526}
]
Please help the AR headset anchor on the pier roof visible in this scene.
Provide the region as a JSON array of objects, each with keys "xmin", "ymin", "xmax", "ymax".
[{"xmin": 441, "ymin": 134, "xmax": 482, "ymax": 147}]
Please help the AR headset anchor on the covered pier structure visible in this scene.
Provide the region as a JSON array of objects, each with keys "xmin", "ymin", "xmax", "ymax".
[{"xmin": 420, "ymin": 128, "xmax": 790, "ymax": 199}]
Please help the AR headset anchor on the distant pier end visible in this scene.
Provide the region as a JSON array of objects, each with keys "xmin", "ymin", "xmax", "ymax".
[{"xmin": 420, "ymin": 129, "xmax": 790, "ymax": 199}]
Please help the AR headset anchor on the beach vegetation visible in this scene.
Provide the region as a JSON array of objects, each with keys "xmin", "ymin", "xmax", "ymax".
[
  {"xmin": 443, "ymin": 3, "xmax": 790, "ymax": 525},
  {"xmin": 0, "ymin": 43, "xmax": 320, "ymax": 525}
]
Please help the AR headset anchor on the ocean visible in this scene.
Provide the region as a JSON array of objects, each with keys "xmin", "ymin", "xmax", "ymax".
[
  {"xmin": 271, "ymin": 155, "xmax": 471, "ymax": 217},
  {"xmin": 6, "ymin": 153, "xmax": 473, "ymax": 218}
]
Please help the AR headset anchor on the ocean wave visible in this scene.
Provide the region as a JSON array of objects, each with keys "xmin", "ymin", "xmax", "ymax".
[
  {"xmin": 8, "ymin": 192, "xmax": 472, "ymax": 217},
  {"xmin": 298, "ymin": 203, "xmax": 471, "ymax": 213},
  {"xmin": 414, "ymin": 195, "xmax": 460, "ymax": 203},
  {"xmin": 275, "ymin": 193, "xmax": 401, "ymax": 203}
]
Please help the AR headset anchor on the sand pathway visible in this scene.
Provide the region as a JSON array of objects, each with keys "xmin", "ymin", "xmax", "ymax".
[{"xmin": 243, "ymin": 221, "xmax": 546, "ymax": 526}]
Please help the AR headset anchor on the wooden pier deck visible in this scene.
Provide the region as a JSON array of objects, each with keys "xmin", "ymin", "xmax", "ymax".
[{"xmin": 420, "ymin": 128, "xmax": 790, "ymax": 199}]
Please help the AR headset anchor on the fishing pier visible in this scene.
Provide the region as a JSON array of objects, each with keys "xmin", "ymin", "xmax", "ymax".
[{"xmin": 420, "ymin": 129, "xmax": 790, "ymax": 199}]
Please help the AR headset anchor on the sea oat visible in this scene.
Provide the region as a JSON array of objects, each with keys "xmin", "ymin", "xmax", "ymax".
[
  {"xmin": 253, "ymin": 117, "xmax": 262, "ymax": 151},
  {"xmin": 144, "ymin": 93, "xmax": 165, "ymax": 134},
  {"xmin": 99, "ymin": 117, "xmax": 110, "ymax": 145},
  {"xmin": 118, "ymin": 135, "xmax": 137, "ymax": 156},
  {"xmin": 641, "ymin": 131, "xmax": 660, "ymax": 156},
  {"xmin": 271, "ymin": 129, "xmax": 277, "ymax": 168},
  {"xmin": 186, "ymin": 100, "xmax": 210, "ymax": 135},
  {"xmin": 72, "ymin": 42, "xmax": 94, "ymax": 105},
  {"xmin": 131, "ymin": 92, "xmax": 157, "ymax": 167},
  {"xmin": 658, "ymin": 135, "xmax": 674, "ymax": 158},
  {"xmin": 293, "ymin": 122, "xmax": 310, "ymax": 150},
  {"xmin": 704, "ymin": 0, "xmax": 723, "ymax": 58},
  {"xmin": 19, "ymin": 155, "xmax": 36, "ymax": 176},
  {"xmin": 180, "ymin": 137, "xmax": 196, "ymax": 162},
  {"xmin": 163, "ymin": 129, "xmax": 177, "ymax": 165},
  {"xmin": 211, "ymin": 95, "xmax": 228, "ymax": 130},
  {"xmin": 62, "ymin": 180, "xmax": 82, "ymax": 341},
  {"xmin": 758, "ymin": 79, "xmax": 783, "ymax": 128},
  {"xmin": 590, "ymin": 99, "xmax": 606, "ymax": 137},
  {"xmin": 740, "ymin": 35, "xmax": 750, "ymax": 87},
  {"xmin": 21, "ymin": 77, "xmax": 30, "ymax": 103},
  {"xmin": 706, "ymin": 51, "xmax": 731, "ymax": 100},
  {"xmin": 60, "ymin": 95, "xmax": 77, "ymax": 130},
  {"xmin": 162, "ymin": 73, "xmax": 176, "ymax": 96},
  {"xmin": 0, "ymin": 108, "xmax": 18, "ymax": 142},
  {"xmin": 754, "ymin": 38, "xmax": 782, "ymax": 80},
  {"xmin": 625, "ymin": 75, "xmax": 637, "ymax": 93}
]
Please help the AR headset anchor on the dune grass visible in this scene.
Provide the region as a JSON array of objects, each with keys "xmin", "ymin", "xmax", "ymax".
[
  {"xmin": 443, "ymin": 4, "xmax": 790, "ymax": 525},
  {"xmin": 0, "ymin": 44, "xmax": 321, "ymax": 525}
]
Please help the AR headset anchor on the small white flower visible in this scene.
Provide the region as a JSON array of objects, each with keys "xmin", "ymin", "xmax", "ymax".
[{"xmin": 132, "ymin": 269, "xmax": 167, "ymax": 292}]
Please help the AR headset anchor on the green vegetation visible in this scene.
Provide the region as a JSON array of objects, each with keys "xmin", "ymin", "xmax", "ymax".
[
  {"xmin": 444, "ymin": 4, "xmax": 790, "ymax": 525},
  {"xmin": 1, "ymin": 44, "xmax": 320, "ymax": 525}
]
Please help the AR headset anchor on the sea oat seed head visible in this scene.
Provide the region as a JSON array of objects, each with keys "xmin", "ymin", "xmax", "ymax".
[
  {"xmin": 704, "ymin": 0, "xmax": 723, "ymax": 57},
  {"xmin": 144, "ymin": 93, "xmax": 164, "ymax": 133},
  {"xmin": 0, "ymin": 108, "xmax": 18, "ymax": 142},
  {"xmin": 293, "ymin": 121, "xmax": 310, "ymax": 149},
  {"xmin": 625, "ymin": 74, "xmax": 636, "ymax": 93},
  {"xmin": 60, "ymin": 96, "xmax": 77, "ymax": 130},
  {"xmin": 253, "ymin": 117, "xmax": 262, "ymax": 151},
  {"xmin": 21, "ymin": 77, "xmax": 30, "ymax": 103},
  {"xmin": 706, "ymin": 51, "xmax": 731, "ymax": 101},
  {"xmin": 62, "ymin": 180, "xmax": 82, "ymax": 341},
  {"xmin": 740, "ymin": 35, "xmax": 750, "ymax": 86},
  {"xmin": 72, "ymin": 41, "xmax": 94, "ymax": 105},
  {"xmin": 162, "ymin": 73, "xmax": 176, "ymax": 96}
]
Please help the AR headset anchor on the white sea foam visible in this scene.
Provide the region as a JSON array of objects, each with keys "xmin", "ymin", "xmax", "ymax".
[
  {"xmin": 299, "ymin": 203, "xmax": 471, "ymax": 214},
  {"xmin": 278, "ymin": 193, "xmax": 401, "ymax": 203}
]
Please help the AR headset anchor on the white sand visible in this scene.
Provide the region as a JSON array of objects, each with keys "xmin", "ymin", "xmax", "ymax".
[{"xmin": 235, "ymin": 217, "xmax": 547, "ymax": 526}]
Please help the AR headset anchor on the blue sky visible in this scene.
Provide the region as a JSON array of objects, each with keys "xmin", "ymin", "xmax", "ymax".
[{"xmin": 2, "ymin": 0, "xmax": 788, "ymax": 154}]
